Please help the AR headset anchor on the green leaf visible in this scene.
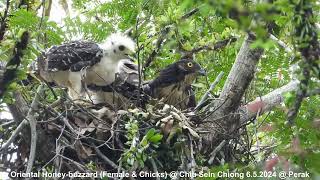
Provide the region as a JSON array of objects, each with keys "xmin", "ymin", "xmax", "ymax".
[
  {"xmin": 149, "ymin": 134, "xmax": 163, "ymax": 143},
  {"xmin": 284, "ymin": 92, "xmax": 295, "ymax": 107}
]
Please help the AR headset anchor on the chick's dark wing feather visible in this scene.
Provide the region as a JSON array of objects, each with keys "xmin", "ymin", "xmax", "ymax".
[
  {"xmin": 117, "ymin": 59, "xmax": 139, "ymax": 86},
  {"xmin": 115, "ymin": 59, "xmax": 141, "ymax": 98},
  {"xmin": 44, "ymin": 41, "xmax": 103, "ymax": 72}
]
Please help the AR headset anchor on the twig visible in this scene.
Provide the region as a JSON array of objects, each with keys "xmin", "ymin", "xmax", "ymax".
[
  {"xmin": 93, "ymin": 144, "xmax": 120, "ymax": 170},
  {"xmin": 57, "ymin": 154, "xmax": 89, "ymax": 173},
  {"xmin": 26, "ymin": 84, "xmax": 45, "ymax": 176},
  {"xmin": 188, "ymin": 134, "xmax": 196, "ymax": 180},
  {"xmin": 117, "ymin": 161, "xmax": 124, "ymax": 180},
  {"xmin": 136, "ymin": 17, "xmax": 142, "ymax": 106},
  {"xmin": 269, "ymin": 34, "xmax": 292, "ymax": 53},
  {"xmin": 208, "ymin": 140, "xmax": 226, "ymax": 165},
  {"xmin": 124, "ymin": 19, "xmax": 146, "ymax": 37},
  {"xmin": 0, "ymin": 120, "xmax": 28, "ymax": 152},
  {"xmin": 150, "ymin": 158, "xmax": 160, "ymax": 180},
  {"xmin": 0, "ymin": 120, "xmax": 14, "ymax": 128},
  {"xmin": 49, "ymin": 98, "xmax": 65, "ymax": 109},
  {"xmin": 253, "ymin": 108, "xmax": 261, "ymax": 156},
  {"xmin": 200, "ymin": 113, "xmax": 241, "ymax": 124},
  {"xmin": 181, "ymin": 7, "xmax": 200, "ymax": 19},
  {"xmin": 42, "ymin": 102, "xmax": 84, "ymax": 138},
  {"xmin": 202, "ymin": 96, "xmax": 230, "ymax": 121},
  {"xmin": 54, "ymin": 123, "xmax": 65, "ymax": 178},
  {"xmin": 38, "ymin": 0, "xmax": 45, "ymax": 31},
  {"xmin": 62, "ymin": 91, "xmax": 111, "ymax": 127},
  {"xmin": 250, "ymin": 144, "xmax": 277, "ymax": 155},
  {"xmin": 54, "ymin": 144, "xmax": 63, "ymax": 180},
  {"xmin": 144, "ymin": 26, "xmax": 170, "ymax": 68},
  {"xmin": 61, "ymin": 116, "xmax": 80, "ymax": 137},
  {"xmin": 182, "ymin": 37, "xmax": 238, "ymax": 59},
  {"xmin": 195, "ymin": 72, "xmax": 224, "ymax": 111}
]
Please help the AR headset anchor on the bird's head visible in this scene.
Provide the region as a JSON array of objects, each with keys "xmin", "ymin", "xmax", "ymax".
[
  {"xmin": 152, "ymin": 59, "xmax": 206, "ymax": 88},
  {"xmin": 100, "ymin": 33, "xmax": 136, "ymax": 60},
  {"xmin": 175, "ymin": 59, "xmax": 206, "ymax": 76},
  {"xmin": 174, "ymin": 59, "xmax": 206, "ymax": 84}
]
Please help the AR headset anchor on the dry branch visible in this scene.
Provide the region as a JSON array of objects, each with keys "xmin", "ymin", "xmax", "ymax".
[
  {"xmin": 26, "ymin": 84, "xmax": 45, "ymax": 175},
  {"xmin": 0, "ymin": 120, "xmax": 28, "ymax": 152},
  {"xmin": 269, "ymin": 34, "xmax": 293, "ymax": 53},
  {"xmin": 195, "ymin": 71, "xmax": 224, "ymax": 111},
  {"xmin": 150, "ymin": 158, "xmax": 160, "ymax": 180},
  {"xmin": 216, "ymin": 33, "xmax": 264, "ymax": 113},
  {"xmin": 208, "ymin": 140, "xmax": 226, "ymax": 165},
  {"xmin": 0, "ymin": 120, "xmax": 14, "ymax": 128},
  {"xmin": 93, "ymin": 144, "xmax": 120, "ymax": 170},
  {"xmin": 182, "ymin": 37, "xmax": 238, "ymax": 59},
  {"xmin": 195, "ymin": 33, "xmax": 264, "ymax": 152},
  {"xmin": 239, "ymin": 80, "xmax": 299, "ymax": 124}
]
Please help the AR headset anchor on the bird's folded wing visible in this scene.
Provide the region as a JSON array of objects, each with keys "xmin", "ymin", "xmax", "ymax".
[
  {"xmin": 43, "ymin": 41, "xmax": 103, "ymax": 72},
  {"xmin": 117, "ymin": 59, "xmax": 139, "ymax": 86},
  {"xmin": 114, "ymin": 59, "xmax": 140, "ymax": 98}
]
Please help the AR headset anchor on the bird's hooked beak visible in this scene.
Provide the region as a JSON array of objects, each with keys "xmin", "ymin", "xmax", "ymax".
[
  {"xmin": 126, "ymin": 57, "xmax": 135, "ymax": 62},
  {"xmin": 125, "ymin": 54, "xmax": 135, "ymax": 62},
  {"xmin": 197, "ymin": 68, "xmax": 206, "ymax": 76},
  {"xmin": 125, "ymin": 50, "xmax": 137, "ymax": 61},
  {"xmin": 124, "ymin": 49, "xmax": 136, "ymax": 61}
]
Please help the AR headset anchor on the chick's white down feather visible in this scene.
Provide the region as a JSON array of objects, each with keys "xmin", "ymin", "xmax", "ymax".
[
  {"xmin": 99, "ymin": 33, "xmax": 136, "ymax": 55},
  {"xmin": 87, "ymin": 34, "xmax": 137, "ymax": 105},
  {"xmin": 88, "ymin": 59, "xmax": 138, "ymax": 107},
  {"xmin": 86, "ymin": 33, "xmax": 136, "ymax": 86},
  {"xmin": 37, "ymin": 33, "xmax": 136, "ymax": 101}
]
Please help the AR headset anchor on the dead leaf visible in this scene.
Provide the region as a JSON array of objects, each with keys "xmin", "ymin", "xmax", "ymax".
[
  {"xmin": 75, "ymin": 140, "xmax": 93, "ymax": 159},
  {"xmin": 79, "ymin": 122, "xmax": 96, "ymax": 135},
  {"xmin": 162, "ymin": 119, "xmax": 174, "ymax": 136}
]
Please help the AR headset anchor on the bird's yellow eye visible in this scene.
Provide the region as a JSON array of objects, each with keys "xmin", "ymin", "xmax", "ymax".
[{"xmin": 187, "ymin": 62, "xmax": 193, "ymax": 67}]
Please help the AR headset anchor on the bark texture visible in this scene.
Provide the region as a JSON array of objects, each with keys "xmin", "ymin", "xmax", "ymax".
[{"xmin": 197, "ymin": 33, "xmax": 264, "ymax": 154}]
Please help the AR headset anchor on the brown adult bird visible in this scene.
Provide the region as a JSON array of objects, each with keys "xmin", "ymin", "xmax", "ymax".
[{"xmin": 143, "ymin": 59, "xmax": 206, "ymax": 110}]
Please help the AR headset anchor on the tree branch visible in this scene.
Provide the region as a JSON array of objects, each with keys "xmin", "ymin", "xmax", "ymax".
[
  {"xmin": 208, "ymin": 140, "xmax": 226, "ymax": 165},
  {"xmin": 26, "ymin": 84, "xmax": 45, "ymax": 175},
  {"xmin": 0, "ymin": 120, "xmax": 28, "ymax": 152},
  {"xmin": 181, "ymin": 7, "xmax": 199, "ymax": 19},
  {"xmin": 0, "ymin": 120, "xmax": 14, "ymax": 128},
  {"xmin": 239, "ymin": 80, "xmax": 299, "ymax": 124},
  {"xmin": 197, "ymin": 33, "xmax": 264, "ymax": 150},
  {"xmin": 269, "ymin": 34, "xmax": 292, "ymax": 53},
  {"xmin": 93, "ymin": 144, "xmax": 120, "ymax": 170},
  {"xmin": 195, "ymin": 71, "xmax": 224, "ymax": 111},
  {"xmin": 149, "ymin": 158, "xmax": 160, "ymax": 180},
  {"xmin": 144, "ymin": 26, "xmax": 170, "ymax": 68},
  {"xmin": 215, "ymin": 33, "xmax": 264, "ymax": 114},
  {"xmin": 7, "ymin": 91, "xmax": 29, "ymax": 123},
  {"xmin": 181, "ymin": 36, "xmax": 238, "ymax": 59}
]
